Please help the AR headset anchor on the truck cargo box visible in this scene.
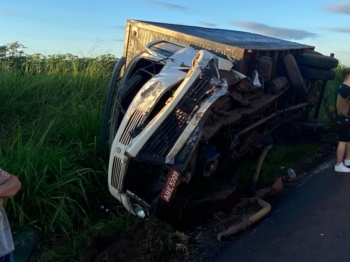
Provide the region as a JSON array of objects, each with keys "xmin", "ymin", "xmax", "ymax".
[{"xmin": 122, "ymin": 19, "xmax": 315, "ymax": 77}]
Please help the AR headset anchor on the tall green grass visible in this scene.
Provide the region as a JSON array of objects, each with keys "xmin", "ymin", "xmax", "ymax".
[{"xmin": 0, "ymin": 52, "xmax": 117, "ymax": 235}]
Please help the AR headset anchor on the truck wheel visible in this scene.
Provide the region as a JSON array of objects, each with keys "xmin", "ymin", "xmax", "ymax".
[
  {"xmin": 302, "ymin": 49, "xmax": 323, "ymax": 56},
  {"xmin": 98, "ymin": 57, "xmax": 126, "ymax": 158},
  {"xmin": 283, "ymin": 54, "xmax": 307, "ymax": 98},
  {"xmin": 295, "ymin": 53, "xmax": 338, "ymax": 69},
  {"xmin": 109, "ymin": 74, "xmax": 143, "ymax": 148},
  {"xmin": 299, "ymin": 66, "xmax": 336, "ymax": 81}
]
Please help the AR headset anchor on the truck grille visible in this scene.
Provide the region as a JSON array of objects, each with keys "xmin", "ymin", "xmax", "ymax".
[
  {"xmin": 119, "ymin": 110, "xmax": 144, "ymax": 145},
  {"xmin": 138, "ymin": 78, "xmax": 211, "ymax": 163},
  {"xmin": 111, "ymin": 156, "xmax": 123, "ymax": 190}
]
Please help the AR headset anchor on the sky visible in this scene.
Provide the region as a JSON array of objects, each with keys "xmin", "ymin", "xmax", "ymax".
[{"xmin": 1, "ymin": 0, "xmax": 350, "ymax": 65}]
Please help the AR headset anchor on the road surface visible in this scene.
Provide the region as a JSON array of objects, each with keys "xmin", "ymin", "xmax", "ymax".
[{"xmin": 213, "ymin": 159, "xmax": 350, "ymax": 262}]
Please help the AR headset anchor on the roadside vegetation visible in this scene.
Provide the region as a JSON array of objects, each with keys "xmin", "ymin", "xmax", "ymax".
[
  {"xmin": 0, "ymin": 42, "xmax": 133, "ymax": 261},
  {"xmin": 0, "ymin": 42, "xmax": 344, "ymax": 261}
]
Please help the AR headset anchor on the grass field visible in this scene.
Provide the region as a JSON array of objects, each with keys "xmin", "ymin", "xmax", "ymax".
[
  {"xmin": 0, "ymin": 43, "xmax": 134, "ymax": 261},
  {"xmin": 0, "ymin": 42, "xmax": 345, "ymax": 261}
]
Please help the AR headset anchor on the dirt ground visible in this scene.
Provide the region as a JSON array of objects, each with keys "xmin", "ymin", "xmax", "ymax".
[
  {"xmin": 77, "ymin": 143, "xmax": 334, "ymax": 262},
  {"xmin": 77, "ymin": 217, "xmax": 189, "ymax": 262}
]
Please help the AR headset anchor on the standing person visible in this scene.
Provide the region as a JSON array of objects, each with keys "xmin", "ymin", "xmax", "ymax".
[
  {"xmin": 0, "ymin": 169, "xmax": 21, "ymax": 262},
  {"xmin": 335, "ymin": 68, "xmax": 350, "ymax": 172}
]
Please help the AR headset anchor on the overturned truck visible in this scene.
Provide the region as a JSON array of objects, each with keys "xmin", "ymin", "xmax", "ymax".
[{"xmin": 99, "ymin": 20, "xmax": 338, "ymax": 218}]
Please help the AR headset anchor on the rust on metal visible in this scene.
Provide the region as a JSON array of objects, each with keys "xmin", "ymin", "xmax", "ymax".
[
  {"xmin": 252, "ymin": 144, "xmax": 274, "ymax": 188},
  {"xmin": 255, "ymin": 178, "xmax": 284, "ymax": 198},
  {"xmin": 217, "ymin": 198, "xmax": 272, "ymax": 241},
  {"xmin": 235, "ymin": 103, "xmax": 308, "ymax": 138}
]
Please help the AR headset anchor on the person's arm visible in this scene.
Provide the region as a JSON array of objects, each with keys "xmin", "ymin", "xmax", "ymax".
[{"xmin": 0, "ymin": 170, "xmax": 21, "ymax": 198}]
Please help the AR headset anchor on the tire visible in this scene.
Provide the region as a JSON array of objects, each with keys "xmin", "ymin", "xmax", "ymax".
[
  {"xmin": 97, "ymin": 57, "xmax": 126, "ymax": 158},
  {"xmin": 299, "ymin": 66, "xmax": 336, "ymax": 81},
  {"xmin": 302, "ymin": 49, "xmax": 323, "ymax": 56},
  {"xmin": 109, "ymin": 75, "xmax": 143, "ymax": 148},
  {"xmin": 283, "ymin": 54, "xmax": 307, "ymax": 97},
  {"xmin": 109, "ymin": 99, "xmax": 122, "ymax": 149},
  {"xmin": 295, "ymin": 53, "xmax": 338, "ymax": 69}
]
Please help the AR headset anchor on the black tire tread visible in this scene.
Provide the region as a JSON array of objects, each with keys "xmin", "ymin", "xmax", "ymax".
[
  {"xmin": 98, "ymin": 57, "xmax": 126, "ymax": 158},
  {"xmin": 299, "ymin": 66, "xmax": 336, "ymax": 81},
  {"xmin": 296, "ymin": 53, "xmax": 338, "ymax": 69}
]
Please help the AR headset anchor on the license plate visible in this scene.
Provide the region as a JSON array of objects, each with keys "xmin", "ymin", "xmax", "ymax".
[{"xmin": 160, "ymin": 169, "xmax": 180, "ymax": 202}]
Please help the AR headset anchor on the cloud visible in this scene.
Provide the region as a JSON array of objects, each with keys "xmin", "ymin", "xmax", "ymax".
[
  {"xmin": 233, "ymin": 21, "xmax": 317, "ymax": 40},
  {"xmin": 0, "ymin": 11, "xmax": 27, "ymax": 18},
  {"xmin": 198, "ymin": 22, "xmax": 218, "ymax": 27},
  {"xmin": 323, "ymin": 2, "xmax": 350, "ymax": 15},
  {"xmin": 146, "ymin": 0, "xmax": 186, "ymax": 11},
  {"xmin": 327, "ymin": 27, "xmax": 350, "ymax": 33}
]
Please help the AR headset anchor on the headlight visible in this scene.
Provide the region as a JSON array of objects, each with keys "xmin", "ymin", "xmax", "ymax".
[{"xmin": 133, "ymin": 204, "xmax": 146, "ymax": 218}]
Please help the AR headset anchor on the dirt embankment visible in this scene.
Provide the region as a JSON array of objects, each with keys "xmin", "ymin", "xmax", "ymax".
[{"xmin": 78, "ymin": 217, "xmax": 189, "ymax": 262}]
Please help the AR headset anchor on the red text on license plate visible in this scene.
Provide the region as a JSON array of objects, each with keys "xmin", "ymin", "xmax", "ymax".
[{"xmin": 160, "ymin": 169, "xmax": 180, "ymax": 202}]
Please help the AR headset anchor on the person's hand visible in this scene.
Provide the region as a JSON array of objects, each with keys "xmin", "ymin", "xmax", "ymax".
[
  {"xmin": 0, "ymin": 170, "xmax": 11, "ymax": 209},
  {"xmin": 0, "ymin": 170, "xmax": 10, "ymax": 185},
  {"xmin": 0, "ymin": 171, "xmax": 10, "ymax": 208},
  {"xmin": 0, "ymin": 170, "xmax": 21, "ymax": 198}
]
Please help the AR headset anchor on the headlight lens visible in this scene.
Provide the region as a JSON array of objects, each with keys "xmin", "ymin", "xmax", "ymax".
[{"xmin": 133, "ymin": 204, "xmax": 146, "ymax": 218}]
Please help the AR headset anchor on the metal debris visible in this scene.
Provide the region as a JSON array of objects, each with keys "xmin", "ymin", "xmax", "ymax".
[{"xmin": 217, "ymin": 198, "xmax": 271, "ymax": 241}]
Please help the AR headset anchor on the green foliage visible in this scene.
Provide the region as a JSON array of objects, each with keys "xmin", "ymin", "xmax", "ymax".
[
  {"xmin": 239, "ymin": 144, "xmax": 320, "ymax": 186},
  {"xmin": 32, "ymin": 214, "xmax": 133, "ymax": 262},
  {"xmin": 310, "ymin": 65, "xmax": 345, "ymax": 122},
  {"xmin": 325, "ymin": 64, "xmax": 346, "ymax": 108},
  {"xmin": 0, "ymin": 42, "xmax": 120, "ymax": 236},
  {"xmin": 0, "ymin": 41, "xmax": 26, "ymax": 58},
  {"xmin": 30, "ymin": 214, "xmax": 133, "ymax": 262},
  {"xmin": 0, "ymin": 41, "xmax": 117, "ymax": 75}
]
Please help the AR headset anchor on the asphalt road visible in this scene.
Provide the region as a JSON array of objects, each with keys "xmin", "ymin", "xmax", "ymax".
[{"xmin": 212, "ymin": 159, "xmax": 350, "ymax": 262}]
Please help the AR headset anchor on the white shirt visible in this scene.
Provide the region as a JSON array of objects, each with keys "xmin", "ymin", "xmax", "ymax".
[{"xmin": 0, "ymin": 208, "xmax": 14, "ymax": 257}]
